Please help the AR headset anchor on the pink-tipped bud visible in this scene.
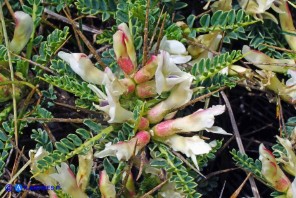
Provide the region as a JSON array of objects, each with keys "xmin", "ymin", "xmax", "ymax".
[
  {"xmin": 259, "ymin": 144, "xmax": 291, "ymax": 192},
  {"xmin": 138, "ymin": 117, "xmax": 149, "ymax": 131},
  {"xmin": 152, "ymin": 105, "xmax": 229, "ymax": 137},
  {"xmin": 135, "ymin": 131, "xmax": 151, "ymax": 148},
  {"xmin": 119, "ymin": 78, "xmax": 136, "ymax": 94},
  {"xmin": 134, "ymin": 56, "xmax": 158, "ymax": 84},
  {"xmin": 99, "ymin": 170, "xmax": 116, "ymax": 198},
  {"xmin": 135, "ymin": 80, "xmax": 157, "ymax": 98},
  {"xmin": 113, "ymin": 23, "xmax": 137, "ymax": 75},
  {"xmin": 9, "ymin": 11, "xmax": 33, "ymax": 54}
]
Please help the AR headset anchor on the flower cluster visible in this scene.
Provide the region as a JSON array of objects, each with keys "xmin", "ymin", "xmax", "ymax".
[
  {"xmin": 57, "ymin": 22, "xmax": 230, "ymax": 196},
  {"xmin": 29, "ymin": 147, "xmax": 92, "ymax": 198}
]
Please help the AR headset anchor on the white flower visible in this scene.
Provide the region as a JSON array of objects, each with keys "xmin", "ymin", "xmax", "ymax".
[
  {"xmin": 147, "ymin": 75, "xmax": 193, "ymax": 124},
  {"xmin": 99, "ymin": 170, "xmax": 116, "ymax": 198},
  {"xmin": 158, "ymin": 36, "xmax": 192, "ymax": 64},
  {"xmin": 50, "ymin": 162, "xmax": 88, "ymax": 198},
  {"xmin": 242, "ymin": 45, "xmax": 295, "ymax": 73},
  {"xmin": 155, "ymin": 50, "xmax": 193, "ymax": 95},
  {"xmin": 58, "ymin": 51, "xmax": 106, "ymax": 85},
  {"xmin": 103, "ymin": 67, "xmax": 126, "ymax": 97},
  {"xmin": 153, "ymin": 105, "xmax": 229, "ymax": 137},
  {"xmin": 95, "ymin": 131, "xmax": 150, "ymax": 161},
  {"xmin": 164, "ymin": 135, "xmax": 212, "ymax": 169},
  {"xmin": 88, "ymin": 84, "xmax": 133, "ymax": 123}
]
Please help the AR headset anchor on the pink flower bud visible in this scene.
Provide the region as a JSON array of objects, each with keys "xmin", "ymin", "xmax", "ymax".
[
  {"xmin": 134, "ymin": 56, "xmax": 158, "ymax": 84},
  {"xmin": 9, "ymin": 11, "xmax": 33, "ymax": 54},
  {"xmin": 153, "ymin": 105, "xmax": 228, "ymax": 137},
  {"xmin": 58, "ymin": 51, "xmax": 106, "ymax": 84},
  {"xmin": 76, "ymin": 149, "xmax": 93, "ymax": 191},
  {"xmin": 95, "ymin": 131, "xmax": 150, "ymax": 161},
  {"xmin": 113, "ymin": 23, "xmax": 137, "ymax": 75},
  {"xmin": 99, "ymin": 170, "xmax": 116, "ymax": 198},
  {"xmin": 119, "ymin": 78, "xmax": 136, "ymax": 94},
  {"xmin": 138, "ymin": 117, "xmax": 149, "ymax": 131},
  {"xmin": 135, "ymin": 80, "xmax": 157, "ymax": 98},
  {"xmin": 279, "ymin": 2, "xmax": 296, "ymax": 51},
  {"xmin": 259, "ymin": 144, "xmax": 291, "ymax": 192}
]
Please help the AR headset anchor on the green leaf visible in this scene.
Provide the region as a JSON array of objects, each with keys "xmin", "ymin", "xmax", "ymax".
[{"xmin": 200, "ymin": 14, "xmax": 210, "ymax": 28}]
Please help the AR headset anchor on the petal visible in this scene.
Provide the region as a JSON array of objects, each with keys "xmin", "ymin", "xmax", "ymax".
[
  {"xmin": 170, "ymin": 55, "xmax": 192, "ymax": 64},
  {"xmin": 160, "ymin": 36, "xmax": 187, "ymax": 55},
  {"xmin": 88, "ymin": 84, "xmax": 107, "ymax": 100},
  {"xmin": 205, "ymin": 126, "xmax": 232, "ymax": 135},
  {"xmin": 58, "ymin": 51, "xmax": 106, "ymax": 84}
]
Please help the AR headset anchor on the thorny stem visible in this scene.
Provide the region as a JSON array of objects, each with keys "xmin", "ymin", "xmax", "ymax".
[{"xmin": 0, "ymin": 4, "xmax": 18, "ymax": 146}]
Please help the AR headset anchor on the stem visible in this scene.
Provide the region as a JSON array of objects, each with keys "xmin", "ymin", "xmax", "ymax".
[
  {"xmin": 0, "ymin": 4, "xmax": 18, "ymax": 146},
  {"xmin": 32, "ymin": 126, "xmax": 114, "ymax": 178}
]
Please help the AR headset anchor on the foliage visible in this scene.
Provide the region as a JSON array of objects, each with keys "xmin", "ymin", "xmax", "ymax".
[{"xmin": 1, "ymin": 0, "xmax": 296, "ymax": 197}]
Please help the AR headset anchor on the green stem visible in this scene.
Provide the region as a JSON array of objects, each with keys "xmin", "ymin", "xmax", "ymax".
[
  {"xmin": 32, "ymin": 126, "xmax": 114, "ymax": 178},
  {"xmin": 111, "ymin": 161, "xmax": 126, "ymax": 184},
  {"xmin": 0, "ymin": 4, "xmax": 18, "ymax": 146}
]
